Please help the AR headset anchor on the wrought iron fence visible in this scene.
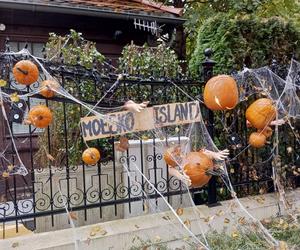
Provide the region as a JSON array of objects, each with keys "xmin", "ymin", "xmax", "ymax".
[{"xmin": 0, "ymin": 43, "xmax": 299, "ymax": 237}]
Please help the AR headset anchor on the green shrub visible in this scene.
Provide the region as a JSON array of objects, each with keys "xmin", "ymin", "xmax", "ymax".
[{"xmin": 189, "ymin": 14, "xmax": 300, "ymax": 75}]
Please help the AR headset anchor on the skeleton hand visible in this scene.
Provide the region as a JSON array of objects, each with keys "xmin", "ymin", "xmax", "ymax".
[
  {"xmin": 203, "ymin": 149, "xmax": 229, "ymax": 161},
  {"xmin": 270, "ymin": 119, "xmax": 285, "ymax": 126},
  {"xmin": 123, "ymin": 100, "xmax": 149, "ymax": 113},
  {"xmin": 168, "ymin": 167, "xmax": 192, "ymax": 186}
]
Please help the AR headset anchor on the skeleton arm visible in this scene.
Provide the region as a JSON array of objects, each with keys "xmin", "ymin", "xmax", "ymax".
[
  {"xmin": 168, "ymin": 167, "xmax": 192, "ymax": 187},
  {"xmin": 123, "ymin": 100, "xmax": 149, "ymax": 113},
  {"xmin": 201, "ymin": 149, "xmax": 229, "ymax": 161},
  {"xmin": 246, "ymin": 119, "xmax": 285, "ymax": 127}
]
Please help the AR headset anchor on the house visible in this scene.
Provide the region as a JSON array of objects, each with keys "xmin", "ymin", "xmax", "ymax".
[
  {"xmin": 0, "ymin": 0, "xmax": 185, "ymax": 61},
  {"xmin": 0, "ymin": 1, "xmax": 185, "ymax": 201}
]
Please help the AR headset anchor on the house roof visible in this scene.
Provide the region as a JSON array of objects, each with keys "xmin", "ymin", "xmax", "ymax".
[{"xmin": 0, "ymin": 0, "xmax": 185, "ymax": 24}]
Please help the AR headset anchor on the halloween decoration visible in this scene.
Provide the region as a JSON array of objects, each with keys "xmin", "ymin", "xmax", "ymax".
[
  {"xmin": 28, "ymin": 105, "xmax": 53, "ymax": 128},
  {"xmin": 82, "ymin": 148, "xmax": 101, "ymax": 165},
  {"xmin": 13, "ymin": 60, "xmax": 39, "ymax": 85},
  {"xmin": 163, "ymin": 145, "xmax": 182, "ymax": 167},
  {"xmin": 123, "ymin": 100, "xmax": 149, "ymax": 112},
  {"xmin": 183, "ymin": 151, "xmax": 214, "ymax": 188},
  {"xmin": 258, "ymin": 126, "xmax": 273, "ymax": 138},
  {"xmin": 246, "ymin": 98, "xmax": 276, "ymax": 129},
  {"xmin": 40, "ymin": 80, "xmax": 59, "ymax": 98},
  {"xmin": 116, "ymin": 137, "xmax": 129, "ymax": 152},
  {"xmin": 203, "ymin": 75, "xmax": 239, "ymax": 111},
  {"xmin": 249, "ymin": 132, "xmax": 266, "ymax": 148}
]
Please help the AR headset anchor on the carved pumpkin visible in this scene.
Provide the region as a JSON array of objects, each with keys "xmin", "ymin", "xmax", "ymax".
[
  {"xmin": 40, "ymin": 80, "xmax": 59, "ymax": 98},
  {"xmin": 28, "ymin": 105, "xmax": 53, "ymax": 128},
  {"xmin": 163, "ymin": 145, "xmax": 182, "ymax": 167},
  {"xmin": 13, "ymin": 60, "xmax": 39, "ymax": 85},
  {"xmin": 203, "ymin": 75, "xmax": 239, "ymax": 111},
  {"xmin": 183, "ymin": 151, "xmax": 213, "ymax": 188},
  {"xmin": 246, "ymin": 98, "xmax": 276, "ymax": 129},
  {"xmin": 258, "ymin": 126, "xmax": 273, "ymax": 138},
  {"xmin": 82, "ymin": 148, "xmax": 100, "ymax": 165},
  {"xmin": 249, "ymin": 132, "xmax": 266, "ymax": 148}
]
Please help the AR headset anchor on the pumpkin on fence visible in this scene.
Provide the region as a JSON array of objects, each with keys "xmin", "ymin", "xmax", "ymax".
[
  {"xmin": 82, "ymin": 148, "xmax": 100, "ymax": 165},
  {"xmin": 258, "ymin": 126, "xmax": 273, "ymax": 138},
  {"xmin": 13, "ymin": 60, "xmax": 39, "ymax": 85},
  {"xmin": 28, "ymin": 105, "xmax": 53, "ymax": 128},
  {"xmin": 249, "ymin": 132, "xmax": 266, "ymax": 148},
  {"xmin": 183, "ymin": 151, "xmax": 214, "ymax": 188},
  {"xmin": 203, "ymin": 75, "xmax": 239, "ymax": 111},
  {"xmin": 163, "ymin": 145, "xmax": 182, "ymax": 167},
  {"xmin": 40, "ymin": 80, "xmax": 60, "ymax": 98},
  {"xmin": 246, "ymin": 98, "xmax": 276, "ymax": 129}
]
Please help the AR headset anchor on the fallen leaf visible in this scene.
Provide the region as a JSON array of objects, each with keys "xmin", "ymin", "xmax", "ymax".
[
  {"xmin": 231, "ymin": 231, "xmax": 239, "ymax": 238},
  {"xmin": 2, "ymin": 171, "xmax": 9, "ymax": 178},
  {"xmin": 216, "ymin": 210, "xmax": 224, "ymax": 216},
  {"xmin": 68, "ymin": 211, "xmax": 77, "ymax": 220},
  {"xmin": 184, "ymin": 219, "xmax": 191, "ymax": 228},
  {"xmin": 92, "ymin": 226, "xmax": 101, "ymax": 232},
  {"xmin": 279, "ymin": 241, "xmax": 288, "ymax": 250},
  {"xmin": 0, "ymin": 79, "xmax": 7, "ymax": 87},
  {"xmin": 10, "ymin": 92, "xmax": 20, "ymax": 102},
  {"xmin": 7, "ymin": 165, "xmax": 14, "ymax": 172},
  {"xmin": 224, "ymin": 218, "xmax": 230, "ymax": 224},
  {"xmin": 238, "ymin": 217, "xmax": 246, "ymax": 225},
  {"xmin": 141, "ymin": 135, "xmax": 150, "ymax": 141},
  {"xmin": 162, "ymin": 215, "xmax": 171, "ymax": 221},
  {"xmin": 176, "ymin": 208, "xmax": 183, "ymax": 216},
  {"xmin": 89, "ymin": 231, "xmax": 96, "ymax": 237},
  {"xmin": 11, "ymin": 242, "xmax": 19, "ymax": 248}
]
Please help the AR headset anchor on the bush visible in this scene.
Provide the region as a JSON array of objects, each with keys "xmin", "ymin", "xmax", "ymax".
[{"xmin": 189, "ymin": 14, "xmax": 300, "ymax": 75}]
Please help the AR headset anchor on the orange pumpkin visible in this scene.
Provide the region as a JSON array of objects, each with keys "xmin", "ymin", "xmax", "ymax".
[
  {"xmin": 246, "ymin": 98, "xmax": 276, "ymax": 129},
  {"xmin": 82, "ymin": 148, "xmax": 101, "ymax": 165},
  {"xmin": 258, "ymin": 126, "xmax": 273, "ymax": 138},
  {"xmin": 203, "ymin": 75, "xmax": 239, "ymax": 111},
  {"xmin": 249, "ymin": 132, "xmax": 266, "ymax": 148},
  {"xmin": 40, "ymin": 80, "xmax": 59, "ymax": 98},
  {"xmin": 13, "ymin": 60, "xmax": 39, "ymax": 85},
  {"xmin": 28, "ymin": 105, "xmax": 53, "ymax": 128},
  {"xmin": 183, "ymin": 151, "xmax": 214, "ymax": 188},
  {"xmin": 163, "ymin": 145, "xmax": 182, "ymax": 167}
]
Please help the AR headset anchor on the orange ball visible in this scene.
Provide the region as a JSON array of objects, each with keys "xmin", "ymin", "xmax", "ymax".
[
  {"xmin": 40, "ymin": 80, "xmax": 59, "ymax": 98},
  {"xmin": 82, "ymin": 148, "xmax": 101, "ymax": 165},
  {"xmin": 183, "ymin": 151, "xmax": 213, "ymax": 188},
  {"xmin": 258, "ymin": 126, "xmax": 273, "ymax": 138},
  {"xmin": 204, "ymin": 75, "xmax": 239, "ymax": 111},
  {"xmin": 246, "ymin": 98, "xmax": 276, "ymax": 129},
  {"xmin": 28, "ymin": 105, "xmax": 53, "ymax": 128},
  {"xmin": 249, "ymin": 132, "xmax": 266, "ymax": 148},
  {"xmin": 13, "ymin": 60, "xmax": 39, "ymax": 85}
]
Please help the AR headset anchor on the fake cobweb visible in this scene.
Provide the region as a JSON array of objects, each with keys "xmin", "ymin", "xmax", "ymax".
[{"xmin": 0, "ymin": 48, "xmax": 299, "ymax": 249}]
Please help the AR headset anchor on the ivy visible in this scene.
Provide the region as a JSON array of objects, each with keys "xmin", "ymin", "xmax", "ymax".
[{"xmin": 118, "ymin": 42, "xmax": 182, "ymax": 78}]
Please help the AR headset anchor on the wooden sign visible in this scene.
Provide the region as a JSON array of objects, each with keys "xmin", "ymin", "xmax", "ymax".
[{"xmin": 80, "ymin": 101, "xmax": 200, "ymax": 141}]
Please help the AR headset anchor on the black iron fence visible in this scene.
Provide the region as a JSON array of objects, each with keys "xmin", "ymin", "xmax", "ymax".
[{"xmin": 0, "ymin": 44, "xmax": 299, "ymax": 237}]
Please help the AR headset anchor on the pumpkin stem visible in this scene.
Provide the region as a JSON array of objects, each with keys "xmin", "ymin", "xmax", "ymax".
[
  {"xmin": 37, "ymin": 115, "xmax": 44, "ymax": 121},
  {"xmin": 16, "ymin": 67, "xmax": 28, "ymax": 75}
]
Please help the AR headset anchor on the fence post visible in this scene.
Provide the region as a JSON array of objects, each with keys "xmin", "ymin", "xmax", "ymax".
[{"xmin": 202, "ymin": 48, "xmax": 219, "ymax": 206}]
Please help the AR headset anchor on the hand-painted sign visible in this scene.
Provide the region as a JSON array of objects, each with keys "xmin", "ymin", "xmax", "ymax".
[{"xmin": 80, "ymin": 101, "xmax": 200, "ymax": 141}]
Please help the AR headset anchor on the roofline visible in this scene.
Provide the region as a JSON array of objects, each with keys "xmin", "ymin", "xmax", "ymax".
[{"xmin": 0, "ymin": 1, "xmax": 186, "ymax": 25}]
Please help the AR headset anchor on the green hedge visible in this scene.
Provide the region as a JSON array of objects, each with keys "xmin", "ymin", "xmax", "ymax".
[{"xmin": 189, "ymin": 14, "xmax": 300, "ymax": 75}]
